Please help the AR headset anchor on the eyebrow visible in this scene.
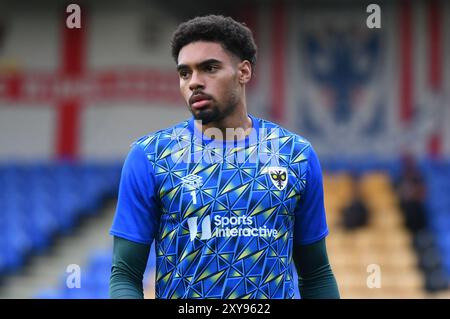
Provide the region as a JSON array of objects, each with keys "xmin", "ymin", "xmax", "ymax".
[{"xmin": 177, "ymin": 59, "xmax": 223, "ymax": 72}]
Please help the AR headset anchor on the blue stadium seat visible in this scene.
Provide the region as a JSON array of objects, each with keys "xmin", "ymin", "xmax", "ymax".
[
  {"xmin": 41, "ymin": 247, "xmax": 114, "ymax": 299},
  {"xmin": 61, "ymin": 287, "xmax": 95, "ymax": 299},
  {"xmin": 34, "ymin": 289, "xmax": 63, "ymax": 299},
  {"xmin": 0, "ymin": 161, "xmax": 122, "ymax": 276}
]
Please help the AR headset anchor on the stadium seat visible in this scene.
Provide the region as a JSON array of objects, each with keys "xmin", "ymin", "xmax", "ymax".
[
  {"xmin": 34, "ymin": 289, "xmax": 63, "ymax": 299},
  {"xmin": 0, "ymin": 161, "xmax": 121, "ymax": 275}
]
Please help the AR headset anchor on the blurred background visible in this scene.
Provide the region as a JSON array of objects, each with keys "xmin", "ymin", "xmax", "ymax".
[{"xmin": 0, "ymin": 0, "xmax": 449, "ymax": 299}]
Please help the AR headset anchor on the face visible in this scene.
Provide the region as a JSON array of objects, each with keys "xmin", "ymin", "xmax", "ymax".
[{"xmin": 177, "ymin": 41, "xmax": 248, "ymax": 125}]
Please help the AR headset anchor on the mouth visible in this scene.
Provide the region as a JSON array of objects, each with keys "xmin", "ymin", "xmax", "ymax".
[{"xmin": 189, "ymin": 94, "xmax": 212, "ymax": 110}]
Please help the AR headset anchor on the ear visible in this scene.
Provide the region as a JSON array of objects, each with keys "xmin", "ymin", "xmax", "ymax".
[{"xmin": 237, "ymin": 60, "xmax": 252, "ymax": 84}]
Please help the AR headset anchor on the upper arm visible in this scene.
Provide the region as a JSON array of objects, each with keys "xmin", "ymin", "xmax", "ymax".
[
  {"xmin": 110, "ymin": 143, "xmax": 160, "ymax": 245},
  {"xmin": 293, "ymin": 145, "xmax": 329, "ymax": 245}
]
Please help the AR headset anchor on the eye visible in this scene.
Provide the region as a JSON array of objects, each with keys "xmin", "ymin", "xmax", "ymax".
[
  {"xmin": 271, "ymin": 174, "xmax": 278, "ymax": 180},
  {"xmin": 178, "ymin": 70, "xmax": 190, "ymax": 79},
  {"xmin": 281, "ymin": 174, "xmax": 286, "ymax": 181},
  {"xmin": 205, "ymin": 64, "xmax": 218, "ymax": 73}
]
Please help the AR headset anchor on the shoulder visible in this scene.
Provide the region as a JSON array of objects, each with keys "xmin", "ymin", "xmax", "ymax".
[
  {"xmin": 131, "ymin": 119, "xmax": 191, "ymax": 161},
  {"xmin": 256, "ymin": 116, "xmax": 314, "ymax": 157}
]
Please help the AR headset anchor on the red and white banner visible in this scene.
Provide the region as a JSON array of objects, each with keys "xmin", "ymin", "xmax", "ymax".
[{"xmin": 0, "ymin": 1, "xmax": 449, "ymax": 160}]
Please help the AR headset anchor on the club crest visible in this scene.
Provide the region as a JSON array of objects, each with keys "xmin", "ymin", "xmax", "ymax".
[{"xmin": 267, "ymin": 167, "xmax": 288, "ymax": 191}]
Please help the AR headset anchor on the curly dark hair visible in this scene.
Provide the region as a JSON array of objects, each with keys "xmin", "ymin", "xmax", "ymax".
[{"xmin": 171, "ymin": 15, "xmax": 257, "ymax": 71}]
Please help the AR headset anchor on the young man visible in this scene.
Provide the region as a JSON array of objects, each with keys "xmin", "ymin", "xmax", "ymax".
[{"xmin": 109, "ymin": 15, "xmax": 339, "ymax": 299}]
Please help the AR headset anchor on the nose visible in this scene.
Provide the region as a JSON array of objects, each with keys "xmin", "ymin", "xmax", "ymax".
[{"xmin": 188, "ymin": 71, "xmax": 205, "ymax": 91}]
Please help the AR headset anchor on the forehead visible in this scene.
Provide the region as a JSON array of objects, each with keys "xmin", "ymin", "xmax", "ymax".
[{"xmin": 177, "ymin": 41, "xmax": 236, "ymax": 66}]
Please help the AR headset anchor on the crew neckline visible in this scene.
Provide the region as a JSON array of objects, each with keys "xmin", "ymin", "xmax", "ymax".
[{"xmin": 188, "ymin": 114, "xmax": 260, "ymax": 148}]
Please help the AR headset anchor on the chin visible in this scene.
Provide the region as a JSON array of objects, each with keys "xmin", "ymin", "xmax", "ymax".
[{"xmin": 192, "ymin": 109, "xmax": 218, "ymax": 125}]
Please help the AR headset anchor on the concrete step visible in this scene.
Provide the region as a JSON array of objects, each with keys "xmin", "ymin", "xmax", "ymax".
[{"xmin": 0, "ymin": 200, "xmax": 116, "ymax": 299}]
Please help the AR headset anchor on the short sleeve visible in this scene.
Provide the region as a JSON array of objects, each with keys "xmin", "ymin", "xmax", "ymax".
[
  {"xmin": 293, "ymin": 145, "xmax": 329, "ymax": 245},
  {"xmin": 110, "ymin": 143, "xmax": 160, "ymax": 245}
]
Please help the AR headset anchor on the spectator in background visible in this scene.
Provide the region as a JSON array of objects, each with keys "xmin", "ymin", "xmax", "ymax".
[
  {"xmin": 341, "ymin": 175, "xmax": 369, "ymax": 230},
  {"xmin": 396, "ymin": 154, "xmax": 428, "ymax": 234}
]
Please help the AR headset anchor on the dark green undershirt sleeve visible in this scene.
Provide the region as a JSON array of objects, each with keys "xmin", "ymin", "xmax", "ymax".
[
  {"xmin": 293, "ymin": 238, "xmax": 340, "ymax": 299},
  {"xmin": 109, "ymin": 236, "xmax": 151, "ymax": 299}
]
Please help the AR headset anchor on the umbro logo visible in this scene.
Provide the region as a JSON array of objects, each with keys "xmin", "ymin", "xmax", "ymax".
[{"xmin": 181, "ymin": 174, "xmax": 203, "ymax": 189}]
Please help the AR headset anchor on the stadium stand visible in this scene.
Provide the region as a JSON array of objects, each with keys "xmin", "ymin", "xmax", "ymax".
[
  {"xmin": 325, "ymin": 170, "xmax": 426, "ymax": 298},
  {"xmin": 0, "ymin": 162, "xmax": 121, "ymax": 278},
  {"xmin": 2, "ymin": 0, "xmax": 450, "ymax": 300},
  {"xmin": 24, "ymin": 159, "xmax": 450, "ymax": 299},
  {"xmin": 325, "ymin": 160, "xmax": 450, "ymax": 298},
  {"xmin": 34, "ymin": 245, "xmax": 155, "ymax": 299}
]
